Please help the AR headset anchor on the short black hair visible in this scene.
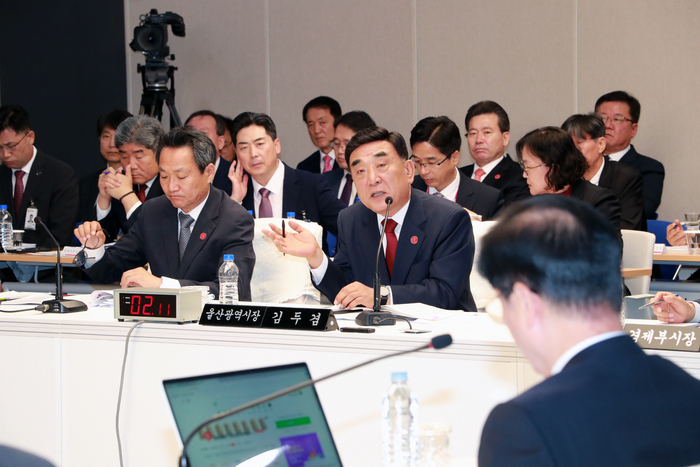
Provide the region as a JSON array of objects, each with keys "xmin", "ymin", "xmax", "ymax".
[
  {"xmin": 229, "ymin": 112, "xmax": 277, "ymax": 145},
  {"xmin": 465, "ymin": 101, "xmax": 510, "ymax": 133},
  {"xmin": 303, "ymin": 96, "xmax": 342, "ymax": 122},
  {"xmin": 561, "ymin": 113, "xmax": 606, "ymax": 140},
  {"xmin": 346, "ymin": 126, "xmax": 409, "ymax": 165},
  {"xmin": 157, "ymin": 125, "xmax": 216, "ymax": 173},
  {"xmin": 479, "ymin": 195, "xmax": 622, "ymax": 316},
  {"xmin": 516, "ymin": 127, "xmax": 587, "ymax": 192},
  {"xmin": 410, "ymin": 116, "xmax": 461, "ymax": 156},
  {"xmin": 334, "ymin": 110, "xmax": 376, "ymax": 132},
  {"xmin": 96, "ymin": 109, "xmax": 132, "ymax": 137},
  {"xmin": 185, "ymin": 110, "xmax": 225, "ymax": 136},
  {"xmin": 0, "ymin": 105, "xmax": 31, "ymax": 134},
  {"xmin": 595, "ymin": 91, "xmax": 641, "ymax": 123}
]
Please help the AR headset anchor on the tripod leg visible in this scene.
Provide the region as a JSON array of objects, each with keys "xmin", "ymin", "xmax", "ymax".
[{"xmin": 166, "ymin": 100, "xmax": 182, "ymax": 128}]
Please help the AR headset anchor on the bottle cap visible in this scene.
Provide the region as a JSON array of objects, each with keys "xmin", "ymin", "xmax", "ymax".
[
  {"xmin": 0, "ymin": 205, "xmax": 6, "ymax": 210},
  {"xmin": 223, "ymin": 254, "xmax": 234, "ymax": 261},
  {"xmin": 391, "ymin": 372, "xmax": 407, "ymax": 382},
  {"xmin": 286, "ymin": 212, "xmax": 296, "ymax": 218},
  {"xmin": 247, "ymin": 210, "xmax": 254, "ymax": 216}
]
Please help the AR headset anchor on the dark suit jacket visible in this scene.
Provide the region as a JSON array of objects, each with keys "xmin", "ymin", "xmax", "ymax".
[
  {"xmin": 0, "ymin": 149, "xmax": 78, "ymax": 247},
  {"xmin": 296, "ymin": 149, "xmax": 340, "ymax": 174},
  {"xmin": 99, "ymin": 176, "xmax": 165, "ymax": 241},
  {"xmin": 78, "ymin": 166, "xmax": 103, "ymax": 223},
  {"xmin": 318, "ymin": 189, "xmax": 476, "ymax": 310},
  {"xmin": 322, "ymin": 169, "xmax": 359, "ymax": 206},
  {"xmin": 0, "ymin": 445, "xmax": 55, "ymax": 467},
  {"xmin": 412, "ymin": 171, "xmax": 504, "ymax": 220},
  {"xmin": 86, "ymin": 186, "xmax": 255, "ymax": 299},
  {"xmin": 478, "ymin": 335, "xmax": 700, "ymax": 467},
  {"xmin": 617, "ymin": 145, "xmax": 664, "ymax": 219},
  {"xmin": 460, "ymin": 154, "xmax": 530, "ymax": 207},
  {"xmin": 212, "ymin": 157, "xmax": 233, "ymax": 195},
  {"xmin": 242, "ymin": 162, "xmax": 346, "ymax": 237},
  {"xmin": 570, "ymin": 179, "xmax": 621, "ymax": 235},
  {"xmin": 598, "ymin": 156, "xmax": 645, "ymax": 231}
]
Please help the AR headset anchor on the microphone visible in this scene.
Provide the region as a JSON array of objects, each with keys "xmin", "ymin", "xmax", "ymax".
[
  {"xmin": 35, "ymin": 218, "xmax": 87, "ymax": 313},
  {"xmin": 178, "ymin": 334, "xmax": 453, "ymax": 467},
  {"xmin": 356, "ymin": 196, "xmax": 395, "ymax": 326}
]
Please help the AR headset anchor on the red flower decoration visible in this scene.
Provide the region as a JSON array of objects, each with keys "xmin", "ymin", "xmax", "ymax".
[
  {"xmin": 200, "ymin": 233, "xmax": 207, "ymax": 240},
  {"xmin": 494, "ymin": 174, "xmax": 501, "ymax": 179},
  {"xmin": 411, "ymin": 236, "xmax": 418, "ymax": 244}
]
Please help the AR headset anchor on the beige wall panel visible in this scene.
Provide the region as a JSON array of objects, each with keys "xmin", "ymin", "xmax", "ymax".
[
  {"xmin": 577, "ymin": 0, "xmax": 700, "ymax": 220},
  {"xmin": 416, "ymin": 0, "xmax": 576, "ymax": 166},
  {"xmin": 268, "ymin": 0, "xmax": 415, "ymax": 166},
  {"xmin": 125, "ymin": 0, "xmax": 268, "ymax": 124}
]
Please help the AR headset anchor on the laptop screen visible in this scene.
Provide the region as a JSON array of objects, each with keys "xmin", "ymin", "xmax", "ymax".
[{"xmin": 163, "ymin": 362, "xmax": 343, "ymax": 467}]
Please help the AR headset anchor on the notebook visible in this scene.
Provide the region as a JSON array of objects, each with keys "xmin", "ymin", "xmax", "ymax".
[{"xmin": 163, "ymin": 362, "xmax": 343, "ymax": 467}]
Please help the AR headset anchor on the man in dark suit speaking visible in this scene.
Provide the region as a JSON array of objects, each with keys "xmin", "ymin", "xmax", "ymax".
[
  {"xmin": 477, "ymin": 196, "xmax": 700, "ymax": 467},
  {"xmin": 75, "ymin": 126, "xmax": 255, "ymax": 299},
  {"xmin": 264, "ymin": 127, "xmax": 476, "ymax": 311}
]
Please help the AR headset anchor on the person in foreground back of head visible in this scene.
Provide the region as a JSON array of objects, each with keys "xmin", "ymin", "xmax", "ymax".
[{"xmin": 477, "ymin": 196, "xmax": 700, "ymax": 467}]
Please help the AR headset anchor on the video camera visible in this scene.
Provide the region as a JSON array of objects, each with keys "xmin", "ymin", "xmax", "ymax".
[{"xmin": 129, "ymin": 9, "xmax": 185, "ymax": 62}]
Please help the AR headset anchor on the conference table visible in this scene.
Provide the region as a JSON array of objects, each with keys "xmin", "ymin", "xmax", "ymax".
[
  {"xmin": 1, "ymin": 295, "xmax": 699, "ymax": 467},
  {"xmin": 654, "ymin": 252, "xmax": 700, "ymax": 267}
]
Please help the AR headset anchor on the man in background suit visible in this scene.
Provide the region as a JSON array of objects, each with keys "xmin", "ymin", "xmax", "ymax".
[
  {"xmin": 477, "ymin": 196, "xmax": 700, "ymax": 467},
  {"xmin": 95, "ymin": 115, "xmax": 165, "ymax": 240},
  {"xmin": 75, "ymin": 126, "xmax": 255, "ymax": 299},
  {"xmin": 78, "ymin": 109, "xmax": 132, "ymax": 223},
  {"xmin": 264, "ymin": 127, "xmax": 476, "ymax": 311},
  {"xmin": 322, "ymin": 110, "xmax": 377, "ymax": 207},
  {"xmin": 562, "ymin": 113, "xmax": 644, "ymax": 230},
  {"xmin": 296, "ymin": 96, "xmax": 342, "ymax": 173},
  {"xmin": 185, "ymin": 110, "xmax": 233, "ymax": 195},
  {"xmin": 227, "ymin": 112, "xmax": 346, "ymax": 254},
  {"xmin": 410, "ymin": 116, "xmax": 504, "ymax": 221},
  {"xmin": 595, "ymin": 90, "xmax": 664, "ymax": 219},
  {"xmin": 0, "ymin": 105, "xmax": 78, "ymax": 247},
  {"xmin": 460, "ymin": 101, "xmax": 530, "ymax": 207}
]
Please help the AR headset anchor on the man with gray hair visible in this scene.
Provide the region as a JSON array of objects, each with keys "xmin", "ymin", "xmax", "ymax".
[
  {"xmin": 75, "ymin": 126, "xmax": 255, "ymax": 298},
  {"xmin": 96, "ymin": 115, "xmax": 165, "ymax": 239}
]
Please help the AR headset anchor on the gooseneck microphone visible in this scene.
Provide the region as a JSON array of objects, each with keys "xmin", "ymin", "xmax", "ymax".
[
  {"xmin": 356, "ymin": 196, "xmax": 396, "ymax": 326},
  {"xmin": 178, "ymin": 334, "xmax": 453, "ymax": 467},
  {"xmin": 35, "ymin": 217, "xmax": 87, "ymax": 313}
]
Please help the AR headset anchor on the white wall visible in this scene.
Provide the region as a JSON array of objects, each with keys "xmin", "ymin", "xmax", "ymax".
[{"xmin": 125, "ymin": 0, "xmax": 700, "ymax": 221}]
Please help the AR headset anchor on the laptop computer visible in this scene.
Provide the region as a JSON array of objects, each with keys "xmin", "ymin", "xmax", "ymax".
[{"xmin": 163, "ymin": 362, "xmax": 344, "ymax": 467}]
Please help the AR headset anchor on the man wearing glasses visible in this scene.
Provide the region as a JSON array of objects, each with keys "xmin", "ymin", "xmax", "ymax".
[
  {"xmin": 410, "ymin": 116, "xmax": 504, "ymax": 221},
  {"xmin": 0, "ymin": 105, "xmax": 78, "ymax": 248},
  {"xmin": 595, "ymin": 91, "xmax": 664, "ymax": 219}
]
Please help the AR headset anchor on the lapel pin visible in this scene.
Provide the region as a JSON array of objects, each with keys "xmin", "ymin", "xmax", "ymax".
[
  {"xmin": 411, "ymin": 236, "xmax": 418, "ymax": 244},
  {"xmin": 200, "ymin": 233, "xmax": 207, "ymax": 240},
  {"xmin": 494, "ymin": 174, "xmax": 501, "ymax": 180}
]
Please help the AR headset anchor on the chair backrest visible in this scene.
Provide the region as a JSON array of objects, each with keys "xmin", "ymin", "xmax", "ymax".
[
  {"xmin": 621, "ymin": 229, "xmax": 656, "ymax": 295},
  {"xmin": 646, "ymin": 219, "xmax": 673, "ymax": 245},
  {"xmin": 470, "ymin": 220, "xmax": 498, "ymax": 310},
  {"xmin": 250, "ymin": 219, "xmax": 322, "ymax": 304}
]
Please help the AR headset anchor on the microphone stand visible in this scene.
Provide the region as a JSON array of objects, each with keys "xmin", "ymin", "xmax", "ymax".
[
  {"xmin": 178, "ymin": 334, "xmax": 453, "ymax": 467},
  {"xmin": 35, "ymin": 218, "xmax": 87, "ymax": 313},
  {"xmin": 356, "ymin": 196, "xmax": 396, "ymax": 326}
]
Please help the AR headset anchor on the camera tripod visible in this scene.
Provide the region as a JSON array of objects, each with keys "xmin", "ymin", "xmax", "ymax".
[{"xmin": 137, "ymin": 61, "xmax": 182, "ymax": 128}]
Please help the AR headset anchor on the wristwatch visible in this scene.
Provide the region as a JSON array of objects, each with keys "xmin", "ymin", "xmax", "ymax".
[{"xmin": 380, "ymin": 286, "xmax": 390, "ymax": 306}]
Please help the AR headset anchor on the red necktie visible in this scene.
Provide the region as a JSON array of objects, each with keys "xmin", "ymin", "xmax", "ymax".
[
  {"xmin": 474, "ymin": 168, "xmax": 486, "ymax": 182},
  {"xmin": 259, "ymin": 188, "xmax": 273, "ymax": 218},
  {"xmin": 137, "ymin": 184, "xmax": 148, "ymax": 203},
  {"xmin": 14, "ymin": 170, "xmax": 25, "ymax": 215},
  {"xmin": 384, "ymin": 218, "xmax": 398, "ymax": 276},
  {"xmin": 322, "ymin": 154, "xmax": 333, "ymax": 173}
]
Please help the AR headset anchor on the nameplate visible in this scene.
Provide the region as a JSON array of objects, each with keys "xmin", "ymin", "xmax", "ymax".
[
  {"xmin": 653, "ymin": 243, "xmax": 666, "ymax": 254},
  {"xmin": 199, "ymin": 303, "xmax": 339, "ymax": 332},
  {"xmin": 625, "ymin": 323, "xmax": 700, "ymax": 352}
]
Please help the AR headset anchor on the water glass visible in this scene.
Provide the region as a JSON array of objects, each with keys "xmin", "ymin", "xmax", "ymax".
[{"xmin": 418, "ymin": 423, "xmax": 451, "ymax": 467}]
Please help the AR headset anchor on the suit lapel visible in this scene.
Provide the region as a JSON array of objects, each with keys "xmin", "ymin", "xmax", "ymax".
[
  {"xmin": 484, "ymin": 157, "xmax": 509, "ymax": 185},
  {"xmin": 391, "ymin": 194, "xmax": 425, "ymax": 285},
  {"xmin": 161, "ymin": 204, "xmax": 179, "ymax": 274},
  {"xmin": 455, "ymin": 171, "xmax": 475, "ymax": 209},
  {"xmin": 242, "ymin": 176, "xmax": 255, "ymax": 214},
  {"xmin": 358, "ymin": 207, "xmax": 390, "ymax": 280},
  {"xmin": 179, "ymin": 189, "xmax": 218, "ymax": 276},
  {"xmin": 146, "ymin": 177, "xmax": 163, "ymax": 200},
  {"xmin": 0, "ymin": 166, "xmax": 14, "ymax": 218},
  {"xmin": 598, "ymin": 156, "xmax": 613, "ymax": 187},
  {"xmin": 282, "ymin": 163, "xmax": 300, "ymax": 216},
  {"xmin": 20, "ymin": 151, "xmax": 47, "ymax": 217}
]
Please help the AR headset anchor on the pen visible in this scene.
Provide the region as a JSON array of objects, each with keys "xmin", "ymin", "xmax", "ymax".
[
  {"xmin": 0, "ymin": 298, "xmax": 7, "ymax": 302},
  {"xmin": 639, "ymin": 294, "xmax": 680, "ymax": 310},
  {"xmin": 281, "ymin": 220, "xmax": 286, "ymax": 257}
]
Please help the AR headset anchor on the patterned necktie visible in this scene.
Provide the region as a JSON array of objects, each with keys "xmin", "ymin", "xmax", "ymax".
[
  {"xmin": 259, "ymin": 188, "xmax": 273, "ymax": 218},
  {"xmin": 178, "ymin": 212, "xmax": 194, "ymax": 261},
  {"xmin": 137, "ymin": 184, "xmax": 148, "ymax": 203},
  {"xmin": 14, "ymin": 170, "xmax": 25, "ymax": 215},
  {"xmin": 433, "ymin": 192, "xmax": 445, "ymax": 198},
  {"xmin": 384, "ymin": 219, "xmax": 398, "ymax": 277},
  {"xmin": 322, "ymin": 154, "xmax": 333, "ymax": 173},
  {"xmin": 474, "ymin": 168, "xmax": 486, "ymax": 182},
  {"xmin": 340, "ymin": 173, "xmax": 353, "ymax": 205}
]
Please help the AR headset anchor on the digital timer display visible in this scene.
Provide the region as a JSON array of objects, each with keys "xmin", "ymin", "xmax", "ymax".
[{"xmin": 118, "ymin": 293, "xmax": 178, "ymax": 318}]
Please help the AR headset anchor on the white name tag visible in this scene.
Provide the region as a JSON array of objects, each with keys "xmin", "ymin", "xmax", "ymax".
[
  {"xmin": 24, "ymin": 207, "xmax": 38, "ymax": 230},
  {"xmin": 653, "ymin": 243, "xmax": 666, "ymax": 254}
]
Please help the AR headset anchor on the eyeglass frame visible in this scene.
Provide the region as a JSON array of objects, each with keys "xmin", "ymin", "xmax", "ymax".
[
  {"xmin": 73, "ymin": 228, "xmax": 109, "ymax": 267},
  {"xmin": 0, "ymin": 131, "xmax": 30, "ymax": 154},
  {"xmin": 411, "ymin": 154, "xmax": 451, "ymax": 169},
  {"xmin": 598, "ymin": 115, "xmax": 634, "ymax": 125},
  {"xmin": 518, "ymin": 161, "xmax": 546, "ymax": 173}
]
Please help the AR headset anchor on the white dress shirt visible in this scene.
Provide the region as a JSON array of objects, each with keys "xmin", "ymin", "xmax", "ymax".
[
  {"xmin": 471, "ymin": 155, "xmax": 504, "ymax": 180},
  {"xmin": 588, "ymin": 158, "xmax": 605, "ymax": 186},
  {"xmin": 336, "ymin": 170, "xmax": 358, "ymax": 205},
  {"xmin": 96, "ymin": 175, "xmax": 157, "ymax": 221},
  {"xmin": 606, "ymin": 145, "xmax": 632, "ymax": 162},
  {"xmin": 11, "ymin": 146, "xmax": 37, "ymax": 195},
  {"xmin": 251, "ymin": 161, "xmax": 285, "ymax": 218},
  {"xmin": 427, "ymin": 168, "xmax": 460, "ymax": 202}
]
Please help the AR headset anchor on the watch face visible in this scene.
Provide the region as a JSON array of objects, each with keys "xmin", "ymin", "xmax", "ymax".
[
  {"xmin": 119, "ymin": 293, "xmax": 177, "ymax": 318},
  {"xmin": 380, "ymin": 286, "xmax": 389, "ymax": 297}
]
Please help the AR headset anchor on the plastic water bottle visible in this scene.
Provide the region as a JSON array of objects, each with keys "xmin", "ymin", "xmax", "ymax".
[
  {"xmin": 0, "ymin": 205, "xmax": 13, "ymax": 253},
  {"xmin": 218, "ymin": 254, "xmax": 239, "ymax": 304},
  {"xmin": 382, "ymin": 371, "xmax": 419, "ymax": 467}
]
